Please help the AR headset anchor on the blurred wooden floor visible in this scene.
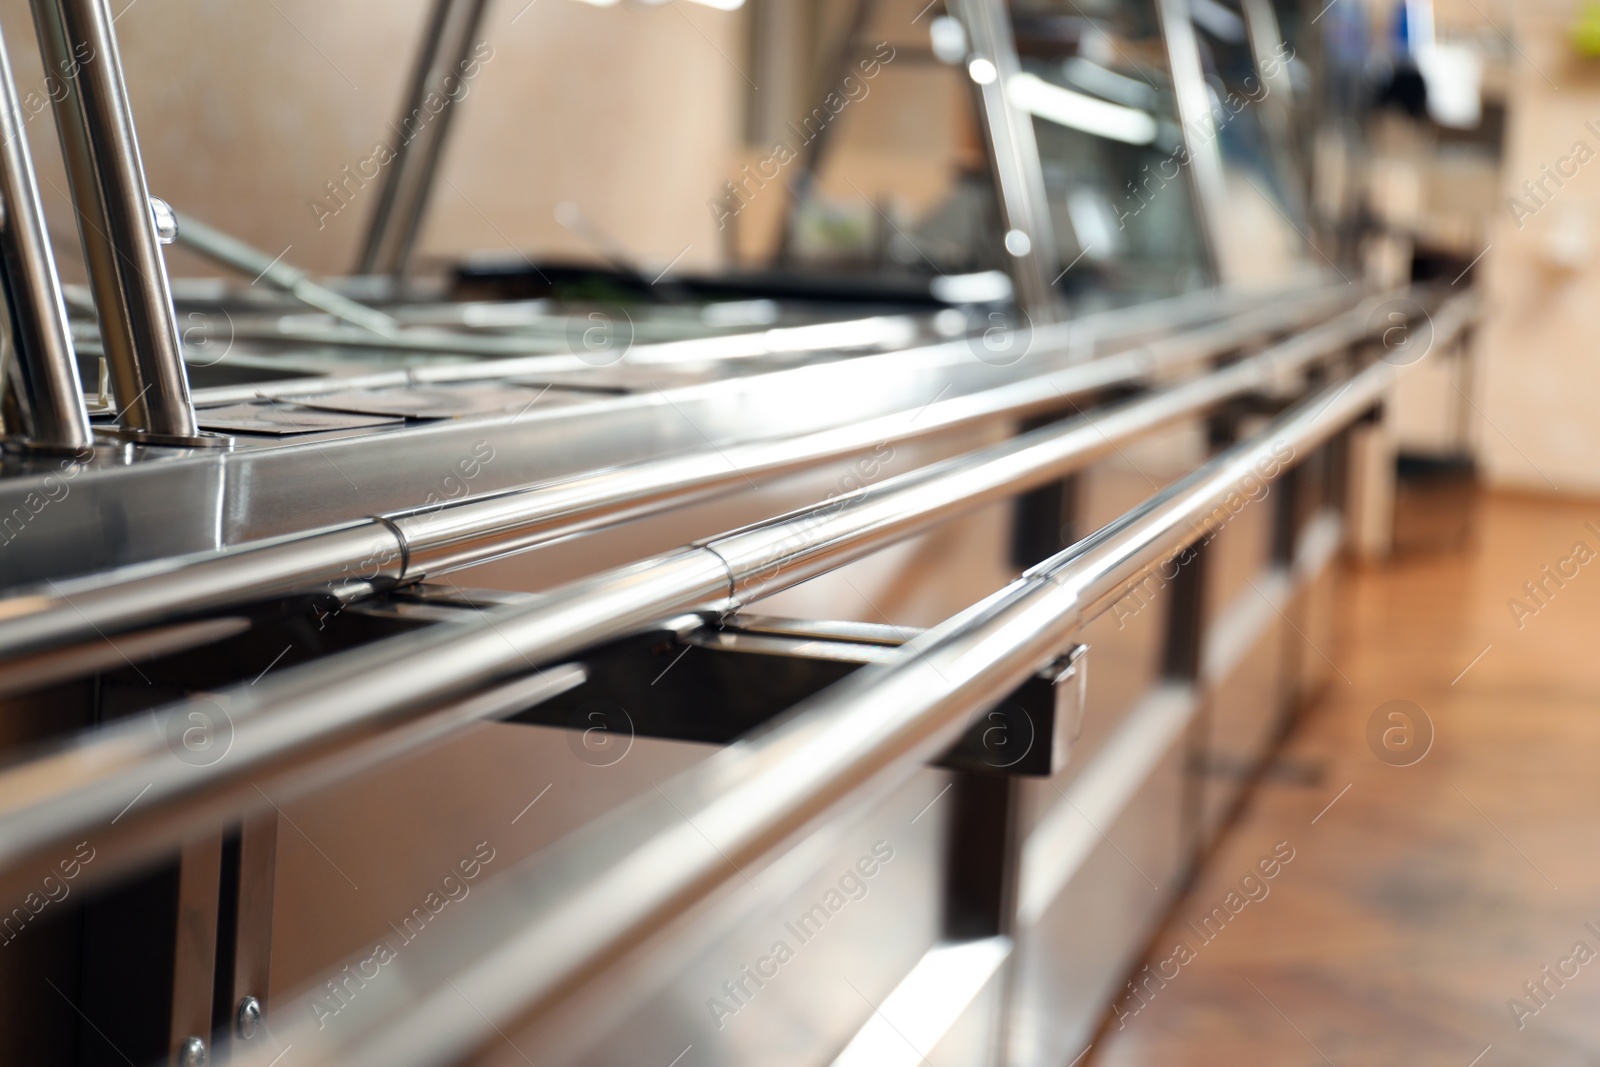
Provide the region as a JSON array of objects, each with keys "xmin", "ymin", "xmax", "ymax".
[{"xmin": 1091, "ymin": 492, "xmax": 1600, "ymax": 1067}]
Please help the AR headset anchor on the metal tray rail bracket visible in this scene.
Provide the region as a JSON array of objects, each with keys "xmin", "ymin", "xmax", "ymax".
[{"xmin": 511, "ymin": 611, "xmax": 1088, "ymax": 778}]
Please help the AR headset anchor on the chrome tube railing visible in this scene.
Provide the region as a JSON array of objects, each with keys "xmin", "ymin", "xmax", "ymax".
[
  {"xmin": 234, "ymin": 324, "xmax": 1432, "ymax": 1067},
  {"xmin": 28, "ymin": 0, "xmax": 199, "ymax": 439},
  {"xmin": 172, "ymin": 210, "xmax": 401, "ymax": 336},
  {"xmin": 0, "ymin": 287, "xmax": 1360, "ymax": 666},
  {"xmin": 0, "ymin": 18, "xmax": 91, "ymax": 452},
  {"xmin": 0, "ymin": 292, "xmax": 1471, "ymax": 903},
  {"xmin": 954, "ymin": 0, "xmax": 1059, "ymax": 315},
  {"xmin": 181, "ymin": 281, "xmax": 1334, "ymax": 405}
]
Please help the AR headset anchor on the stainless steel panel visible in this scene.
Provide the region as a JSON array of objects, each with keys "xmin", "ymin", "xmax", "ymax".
[
  {"xmin": 1199, "ymin": 603, "xmax": 1288, "ymax": 840},
  {"xmin": 1284, "ymin": 510, "xmax": 1343, "ymax": 714},
  {"xmin": 557, "ymin": 772, "xmax": 948, "ymax": 1067},
  {"xmin": 0, "ymin": 334, "xmax": 1055, "ymax": 580},
  {"xmin": 1202, "ymin": 479, "xmax": 1277, "ymax": 627},
  {"xmin": 218, "ymin": 366, "xmax": 1400, "ymax": 1067},
  {"xmin": 268, "ymin": 725, "xmax": 714, "ymax": 1002},
  {"xmin": 1022, "ymin": 600, "xmax": 1164, "ymax": 812},
  {"xmin": 1291, "ymin": 550, "xmax": 1339, "ymax": 707},
  {"xmin": 0, "ymin": 450, "xmax": 225, "ymax": 581},
  {"xmin": 0, "ymin": 284, "xmax": 1355, "ymax": 584},
  {"xmin": 1010, "ymin": 433, "xmax": 1205, "ymax": 838},
  {"xmin": 1010, "ymin": 699, "xmax": 1190, "ymax": 1067},
  {"xmin": 831, "ymin": 938, "xmax": 1011, "ymax": 1067},
  {"xmin": 928, "ymin": 948, "xmax": 1009, "ymax": 1067}
]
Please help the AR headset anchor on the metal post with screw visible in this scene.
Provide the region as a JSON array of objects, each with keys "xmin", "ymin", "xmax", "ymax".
[{"xmin": 27, "ymin": 0, "xmax": 203, "ymax": 442}]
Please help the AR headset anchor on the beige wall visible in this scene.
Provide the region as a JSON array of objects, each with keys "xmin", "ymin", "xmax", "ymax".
[
  {"xmin": 1474, "ymin": 3, "xmax": 1600, "ymax": 495},
  {"xmin": 0, "ymin": 0, "xmax": 745, "ymax": 281}
]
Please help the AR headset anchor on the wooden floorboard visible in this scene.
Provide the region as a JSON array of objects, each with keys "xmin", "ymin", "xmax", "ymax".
[{"xmin": 1090, "ymin": 492, "xmax": 1600, "ymax": 1067}]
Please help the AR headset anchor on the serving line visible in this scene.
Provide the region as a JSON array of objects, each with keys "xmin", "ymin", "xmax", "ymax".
[
  {"xmin": 0, "ymin": 286, "xmax": 1390, "ymax": 666},
  {"xmin": 232, "ymin": 322, "xmax": 1427, "ymax": 1067},
  {"xmin": 182, "ymin": 279, "xmax": 1344, "ymax": 407},
  {"xmin": 0, "ymin": 292, "xmax": 1473, "ymax": 905}
]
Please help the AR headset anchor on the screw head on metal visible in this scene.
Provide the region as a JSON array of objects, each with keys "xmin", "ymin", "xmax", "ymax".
[
  {"xmin": 236, "ymin": 995, "xmax": 263, "ymax": 1040},
  {"xmin": 177, "ymin": 1036, "xmax": 207, "ymax": 1067}
]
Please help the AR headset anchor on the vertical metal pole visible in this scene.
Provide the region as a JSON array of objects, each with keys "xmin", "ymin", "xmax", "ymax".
[
  {"xmin": 0, "ymin": 20, "xmax": 91, "ymax": 452},
  {"xmin": 952, "ymin": 0, "xmax": 1059, "ymax": 320},
  {"xmin": 1154, "ymin": 0, "xmax": 1228, "ymax": 284},
  {"xmin": 1238, "ymin": 0, "xmax": 1311, "ymax": 226},
  {"xmin": 356, "ymin": 0, "xmax": 492, "ymax": 279},
  {"xmin": 29, "ymin": 0, "xmax": 198, "ymax": 439},
  {"xmin": 228, "ymin": 812, "xmax": 278, "ymax": 1055},
  {"xmin": 169, "ymin": 834, "xmax": 222, "ymax": 1067}
]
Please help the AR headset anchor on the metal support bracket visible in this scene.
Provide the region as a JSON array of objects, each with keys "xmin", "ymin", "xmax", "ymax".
[{"xmin": 508, "ymin": 613, "xmax": 1088, "ymax": 778}]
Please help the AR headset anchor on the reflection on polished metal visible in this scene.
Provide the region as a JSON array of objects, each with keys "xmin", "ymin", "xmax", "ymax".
[
  {"xmin": 0, "ymin": 19, "xmax": 91, "ymax": 452},
  {"xmin": 1154, "ymin": 0, "xmax": 1230, "ymax": 281},
  {"xmin": 173, "ymin": 210, "xmax": 401, "ymax": 335},
  {"xmin": 953, "ymin": 0, "xmax": 1058, "ymax": 315},
  {"xmin": 0, "ymin": 287, "xmax": 1365, "ymax": 664},
  {"xmin": 177, "ymin": 1036, "xmax": 206, "ymax": 1067},
  {"xmin": 177, "ymin": 283, "xmax": 1292, "ymax": 405},
  {"xmin": 0, "ymin": 292, "xmax": 1472, "ymax": 901},
  {"xmin": 148, "ymin": 194, "xmax": 177, "ymax": 243},
  {"xmin": 228, "ymin": 353, "xmax": 1410, "ymax": 1067},
  {"xmin": 28, "ymin": 0, "xmax": 198, "ymax": 438},
  {"xmin": 356, "ymin": 0, "xmax": 493, "ymax": 278},
  {"xmin": 235, "ymin": 996, "xmax": 262, "ymax": 1041}
]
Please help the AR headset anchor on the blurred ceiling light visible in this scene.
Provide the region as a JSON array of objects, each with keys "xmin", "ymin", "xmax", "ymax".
[
  {"xmin": 1007, "ymin": 72, "xmax": 1157, "ymax": 145},
  {"xmin": 929, "ymin": 16, "xmax": 968, "ymax": 64},
  {"xmin": 1190, "ymin": 0, "xmax": 1246, "ymax": 42}
]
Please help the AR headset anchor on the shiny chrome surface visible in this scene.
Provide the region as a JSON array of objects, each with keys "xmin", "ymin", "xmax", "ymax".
[
  {"xmin": 28, "ymin": 0, "xmax": 197, "ymax": 437},
  {"xmin": 0, "ymin": 8, "xmax": 1465, "ymax": 1064},
  {"xmin": 0, "ymin": 18, "xmax": 90, "ymax": 451},
  {"xmin": 0, "ymin": 290, "xmax": 1469, "ymax": 904},
  {"xmin": 0, "ymin": 283, "xmax": 1339, "ymax": 578},
  {"xmin": 229, "ymin": 356, "xmax": 1411, "ymax": 1067},
  {"xmin": 955, "ymin": 0, "xmax": 1058, "ymax": 315},
  {"xmin": 173, "ymin": 210, "xmax": 401, "ymax": 336},
  {"xmin": 0, "ymin": 284, "xmax": 1356, "ymax": 661}
]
